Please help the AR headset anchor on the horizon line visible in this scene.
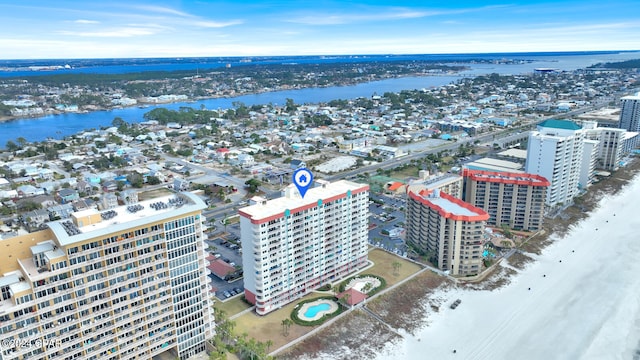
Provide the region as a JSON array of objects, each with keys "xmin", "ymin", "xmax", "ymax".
[{"xmin": 1, "ymin": 49, "xmax": 639, "ymax": 62}]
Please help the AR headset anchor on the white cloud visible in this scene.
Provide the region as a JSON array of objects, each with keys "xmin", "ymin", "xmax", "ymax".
[
  {"xmin": 57, "ymin": 27, "xmax": 158, "ymax": 38},
  {"xmin": 128, "ymin": 5, "xmax": 192, "ymax": 18},
  {"xmin": 192, "ymin": 20, "xmax": 243, "ymax": 28},
  {"xmin": 74, "ymin": 19, "xmax": 100, "ymax": 24},
  {"xmin": 286, "ymin": 9, "xmax": 436, "ymax": 25}
]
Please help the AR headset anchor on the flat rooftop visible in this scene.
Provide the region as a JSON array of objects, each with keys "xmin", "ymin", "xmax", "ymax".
[
  {"xmin": 464, "ymin": 157, "xmax": 524, "ymax": 173},
  {"xmin": 239, "ymin": 180, "xmax": 368, "ymax": 222},
  {"xmin": 464, "ymin": 169, "xmax": 550, "ymax": 187},
  {"xmin": 47, "ymin": 192, "xmax": 206, "ymax": 247},
  {"xmin": 428, "ymin": 196, "xmax": 478, "ymax": 217},
  {"xmin": 497, "ymin": 148, "xmax": 528, "ymax": 160},
  {"xmin": 409, "ymin": 189, "xmax": 488, "ymax": 221}
]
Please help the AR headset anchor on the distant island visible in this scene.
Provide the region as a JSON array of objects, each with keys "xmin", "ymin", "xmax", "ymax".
[{"xmin": 588, "ymin": 59, "xmax": 640, "ymax": 69}]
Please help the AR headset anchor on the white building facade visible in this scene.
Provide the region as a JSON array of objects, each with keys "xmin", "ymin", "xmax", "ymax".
[
  {"xmin": 619, "ymin": 93, "xmax": 640, "ymax": 132},
  {"xmin": 239, "ymin": 180, "xmax": 369, "ymax": 315},
  {"xmin": 525, "ymin": 120, "xmax": 586, "ymax": 207}
]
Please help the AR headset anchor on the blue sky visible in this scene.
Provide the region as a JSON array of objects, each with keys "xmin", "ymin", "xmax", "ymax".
[{"xmin": 0, "ymin": 0, "xmax": 638, "ymax": 59}]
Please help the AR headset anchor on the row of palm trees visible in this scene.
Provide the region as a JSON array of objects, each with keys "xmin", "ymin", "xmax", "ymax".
[{"xmin": 210, "ymin": 307, "xmax": 274, "ymax": 360}]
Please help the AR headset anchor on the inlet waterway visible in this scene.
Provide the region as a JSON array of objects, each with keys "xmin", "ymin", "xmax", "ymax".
[{"xmin": 1, "ymin": 51, "xmax": 638, "ymax": 146}]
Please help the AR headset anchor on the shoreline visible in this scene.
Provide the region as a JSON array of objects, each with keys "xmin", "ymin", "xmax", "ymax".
[
  {"xmin": 0, "ymin": 72, "xmax": 463, "ymax": 125},
  {"xmin": 278, "ymin": 158, "xmax": 640, "ymax": 359}
]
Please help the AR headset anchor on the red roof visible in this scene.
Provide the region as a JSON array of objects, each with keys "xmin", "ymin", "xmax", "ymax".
[
  {"xmin": 409, "ymin": 190, "xmax": 489, "ymax": 222},
  {"xmin": 206, "ymin": 254, "xmax": 217, "ymax": 262},
  {"xmin": 388, "ymin": 182, "xmax": 404, "ymax": 191},
  {"xmin": 462, "ymin": 168, "xmax": 550, "ymax": 187},
  {"xmin": 208, "ymin": 259, "xmax": 236, "ymax": 278},
  {"xmin": 338, "ymin": 288, "xmax": 368, "ymax": 305},
  {"xmin": 216, "ymin": 148, "xmax": 230, "ymax": 153}
]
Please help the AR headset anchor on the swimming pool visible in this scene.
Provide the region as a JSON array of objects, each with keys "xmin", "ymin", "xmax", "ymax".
[{"xmin": 304, "ymin": 303, "xmax": 331, "ymax": 318}]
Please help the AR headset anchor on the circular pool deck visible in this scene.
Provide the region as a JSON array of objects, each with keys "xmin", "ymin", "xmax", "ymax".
[{"xmin": 297, "ymin": 299, "xmax": 339, "ymax": 321}]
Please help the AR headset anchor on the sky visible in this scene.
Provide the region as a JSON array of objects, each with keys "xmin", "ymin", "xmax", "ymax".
[{"xmin": 0, "ymin": 0, "xmax": 639, "ymax": 59}]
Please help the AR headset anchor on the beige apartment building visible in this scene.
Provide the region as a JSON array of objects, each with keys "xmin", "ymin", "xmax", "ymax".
[
  {"xmin": 406, "ymin": 189, "xmax": 488, "ymax": 276},
  {"xmin": 463, "ymin": 169, "xmax": 549, "ymax": 231},
  {"xmin": 0, "ymin": 193, "xmax": 214, "ymax": 360}
]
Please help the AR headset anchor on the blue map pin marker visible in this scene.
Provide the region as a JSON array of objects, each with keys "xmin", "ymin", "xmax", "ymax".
[{"xmin": 293, "ymin": 168, "xmax": 313, "ymax": 198}]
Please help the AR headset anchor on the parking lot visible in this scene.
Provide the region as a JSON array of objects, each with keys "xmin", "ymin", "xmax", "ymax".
[
  {"xmin": 207, "ymin": 234, "xmax": 245, "ymax": 301},
  {"xmin": 368, "ymin": 193, "xmax": 408, "ymax": 256}
]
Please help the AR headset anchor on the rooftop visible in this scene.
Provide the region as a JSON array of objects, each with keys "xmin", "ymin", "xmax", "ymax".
[
  {"xmin": 463, "ymin": 169, "xmax": 550, "ymax": 187},
  {"xmin": 409, "ymin": 189, "xmax": 488, "ymax": 222},
  {"xmin": 464, "ymin": 157, "xmax": 523, "ymax": 173},
  {"xmin": 47, "ymin": 192, "xmax": 206, "ymax": 247},
  {"xmin": 538, "ymin": 119, "xmax": 582, "ymax": 131},
  {"xmin": 239, "ymin": 180, "xmax": 368, "ymax": 223}
]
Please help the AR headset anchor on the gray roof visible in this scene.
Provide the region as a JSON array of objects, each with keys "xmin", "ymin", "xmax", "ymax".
[{"xmin": 48, "ymin": 192, "xmax": 206, "ymax": 247}]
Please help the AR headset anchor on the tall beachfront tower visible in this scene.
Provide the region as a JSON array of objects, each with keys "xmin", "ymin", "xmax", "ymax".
[
  {"xmin": 619, "ymin": 93, "xmax": 640, "ymax": 132},
  {"xmin": 462, "ymin": 169, "xmax": 549, "ymax": 231},
  {"xmin": 406, "ymin": 189, "xmax": 488, "ymax": 276},
  {"xmin": 239, "ymin": 180, "xmax": 369, "ymax": 315},
  {"xmin": 525, "ymin": 119, "xmax": 587, "ymax": 207},
  {"xmin": 0, "ymin": 193, "xmax": 214, "ymax": 360}
]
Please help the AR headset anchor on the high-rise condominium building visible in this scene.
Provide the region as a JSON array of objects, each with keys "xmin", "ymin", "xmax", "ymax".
[
  {"xmin": 525, "ymin": 119, "xmax": 587, "ymax": 207},
  {"xmin": 239, "ymin": 180, "xmax": 369, "ymax": 315},
  {"xmin": 619, "ymin": 93, "xmax": 640, "ymax": 132},
  {"xmin": 0, "ymin": 193, "xmax": 214, "ymax": 360},
  {"xmin": 406, "ymin": 189, "xmax": 488, "ymax": 276},
  {"xmin": 583, "ymin": 121, "xmax": 628, "ymax": 171},
  {"xmin": 462, "ymin": 169, "xmax": 549, "ymax": 231}
]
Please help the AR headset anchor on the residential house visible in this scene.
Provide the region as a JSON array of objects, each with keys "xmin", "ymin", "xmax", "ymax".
[
  {"xmin": 102, "ymin": 180, "xmax": 119, "ymax": 192},
  {"xmin": 23, "ymin": 209, "xmax": 51, "ymax": 226},
  {"xmin": 101, "ymin": 193, "xmax": 119, "ymax": 210},
  {"xmin": 58, "ymin": 188, "xmax": 80, "ymax": 203},
  {"xmin": 47, "ymin": 203, "xmax": 74, "ymax": 220},
  {"xmin": 290, "ymin": 159, "xmax": 306, "ymax": 170}
]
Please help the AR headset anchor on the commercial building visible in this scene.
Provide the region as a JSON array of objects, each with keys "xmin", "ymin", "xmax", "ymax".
[
  {"xmin": 239, "ymin": 180, "xmax": 369, "ymax": 315},
  {"xmin": 525, "ymin": 120, "xmax": 587, "ymax": 207},
  {"xmin": 407, "ymin": 171, "xmax": 464, "ymax": 199},
  {"xmin": 462, "ymin": 169, "xmax": 549, "ymax": 231},
  {"xmin": 406, "ymin": 189, "xmax": 489, "ymax": 276},
  {"xmin": 619, "ymin": 93, "xmax": 640, "ymax": 132},
  {"xmin": 0, "ymin": 193, "xmax": 214, "ymax": 360}
]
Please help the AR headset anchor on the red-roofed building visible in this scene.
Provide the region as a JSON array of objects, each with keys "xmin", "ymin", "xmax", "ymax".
[
  {"xmin": 463, "ymin": 169, "xmax": 549, "ymax": 231},
  {"xmin": 337, "ymin": 287, "xmax": 368, "ymax": 306},
  {"xmin": 387, "ymin": 181, "xmax": 405, "ymax": 193},
  {"xmin": 208, "ymin": 259, "xmax": 237, "ymax": 280},
  {"xmin": 406, "ymin": 189, "xmax": 488, "ymax": 276}
]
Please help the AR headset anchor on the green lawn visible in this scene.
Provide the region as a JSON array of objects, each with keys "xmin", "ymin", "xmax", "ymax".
[
  {"xmin": 233, "ymin": 293, "xmax": 328, "ymax": 350},
  {"xmin": 214, "ymin": 296, "xmax": 251, "ymax": 317},
  {"xmin": 366, "ymin": 248, "xmax": 423, "ymax": 286}
]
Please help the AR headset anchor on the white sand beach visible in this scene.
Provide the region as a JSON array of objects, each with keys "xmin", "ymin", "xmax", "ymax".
[{"xmin": 379, "ymin": 175, "xmax": 640, "ymax": 360}]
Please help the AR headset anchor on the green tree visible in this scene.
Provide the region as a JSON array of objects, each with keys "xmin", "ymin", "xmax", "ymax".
[
  {"xmin": 147, "ymin": 175, "xmax": 161, "ymax": 185},
  {"xmin": 245, "ymin": 178, "xmax": 261, "ymax": 193},
  {"xmin": 16, "ymin": 137, "xmax": 27, "ymax": 148},
  {"xmin": 5, "ymin": 140, "xmax": 19, "ymax": 152},
  {"xmin": 127, "ymin": 173, "xmax": 144, "ymax": 188}
]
